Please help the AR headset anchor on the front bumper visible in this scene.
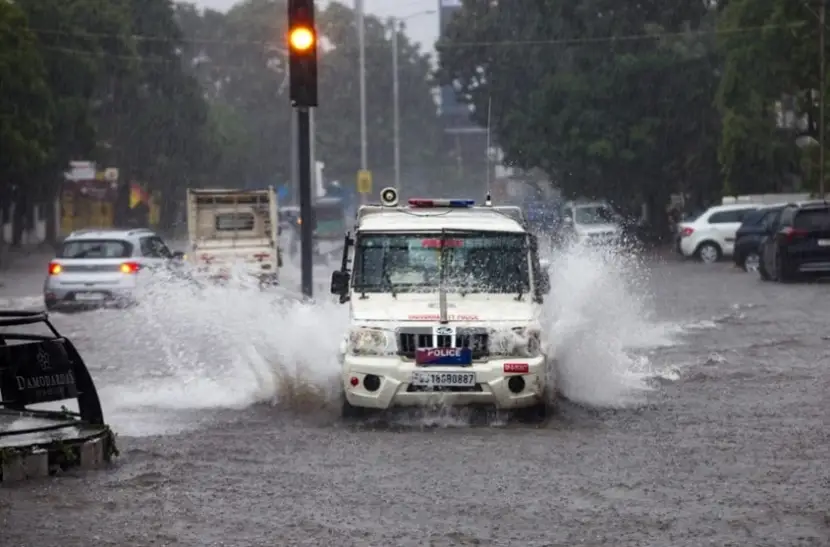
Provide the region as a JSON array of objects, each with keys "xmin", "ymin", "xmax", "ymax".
[{"xmin": 342, "ymin": 354, "xmax": 549, "ymax": 410}]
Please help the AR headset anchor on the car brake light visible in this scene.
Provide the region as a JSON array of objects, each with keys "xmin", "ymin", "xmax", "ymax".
[
  {"xmin": 120, "ymin": 262, "xmax": 140, "ymax": 274},
  {"xmin": 200, "ymin": 254, "xmax": 215, "ymax": 264},
  {"xmin": 680, "ymin": 227, "xmax": 694, "ymax": 237},
  {"xmin": 253, "ymin": 253, "xmax": 270, "ymax": 261},
  {"xmin": 49, "ymin": 262, "xmax": 62, "ymax": 275},
  {"xmin": 782, "ymin": 227, "xmax": 808, "ymax": 242}
]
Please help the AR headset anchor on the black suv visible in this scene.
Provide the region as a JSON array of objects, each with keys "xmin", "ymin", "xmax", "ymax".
[
  {"xmin": 758, "ymin": 201, "xmax": 830, "ymax": 282},
  {"xmin": 733, "ymin": 204, "xmax": 785, "ymax": 272}
]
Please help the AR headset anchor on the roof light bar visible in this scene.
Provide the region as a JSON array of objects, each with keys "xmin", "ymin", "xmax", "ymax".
[{"xmin": 408, "ymin": 198, "xmax": 475, "ymax": 208}]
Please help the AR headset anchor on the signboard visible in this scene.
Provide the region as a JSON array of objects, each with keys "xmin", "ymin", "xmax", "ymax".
[
  {"xmin": 357, "ymin": 169, "xmax": 372, "ymax": 194},
  {"xmin": 0, "ymin": 340, "xmax": 78, "ymax": 406}
]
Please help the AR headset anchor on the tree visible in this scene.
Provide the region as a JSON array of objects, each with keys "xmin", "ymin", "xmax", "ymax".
[
  {"xmin": 0, "ymin": 1, "xmax": 55, "ymax": 245},
  {"xmin": 175, "ymin": 0, "xmax": 446, "ymax": 197},
  {"xmin": 108, "ymin": 0, "xmax": 217, "ymax": 225},
  {"xmin": 437, "ymin": 0, "xmax": 723, "ymax": 223},
  {"xmin": 0, "ymin": 1, "xmax": 54, "ymax": 185},
  {"xmin": 716, "ymin": 0, "xmax": 821, "ymax": 194}
]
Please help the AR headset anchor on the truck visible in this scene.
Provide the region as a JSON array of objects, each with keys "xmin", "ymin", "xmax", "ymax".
[
  {"xmin": 185, "ymin": 187, "xmax": 281, "ymax": 284},
  {"xmin": 329, "ymin": 187, "xmax": 554, "ymax": 422}
]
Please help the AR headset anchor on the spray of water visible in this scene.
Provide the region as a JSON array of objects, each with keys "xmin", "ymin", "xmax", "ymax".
[
  {"xmin": 543, "ymin": 240, "xmax": 678, "ymax": 407},
  {"xmin": 50, "ymin": 240, "xmax": 682, "ymax": 434}
]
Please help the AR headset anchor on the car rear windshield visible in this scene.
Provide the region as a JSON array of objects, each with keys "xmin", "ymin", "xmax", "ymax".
[
  {"xmin": 794, "ymin": 208, "xmax": 830, "ymax": 231},
  {"xmin": 59, "ymin": 239, "xmax": 132, "ymax": 259}
]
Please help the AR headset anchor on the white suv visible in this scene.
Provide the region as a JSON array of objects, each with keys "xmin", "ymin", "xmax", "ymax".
[
  {"xmin": 44, "ymin": 228, "xmax": 184, "ymax": 310},
  {"xmin": 676, "ymin": 204, "xmax": 759, "ymax": 263}
]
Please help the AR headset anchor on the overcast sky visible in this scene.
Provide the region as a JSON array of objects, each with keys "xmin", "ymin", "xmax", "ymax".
[{"xmin": 192, "ymin": 0, "xmax": 440, "ymax": 55}]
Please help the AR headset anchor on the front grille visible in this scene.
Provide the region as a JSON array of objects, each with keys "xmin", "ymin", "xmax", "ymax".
[{"xmin": 397, "ymin": 331, "xmax": 489, "ymax": 359}]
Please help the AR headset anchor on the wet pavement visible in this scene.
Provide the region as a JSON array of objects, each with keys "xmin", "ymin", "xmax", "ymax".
[{"xmin": 1, "ymin": 251, "xmax": 829, "ymax": 546}]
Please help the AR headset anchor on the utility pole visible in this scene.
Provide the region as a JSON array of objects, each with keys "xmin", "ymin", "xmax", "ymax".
[
  {"xmin": 820, "ymin": 0, "xmax": 826, "ymax": 198},
  {"xmin": 290, "ymin": 109, "xmax": 299, "ymax": 206},
  {"xmin": 356, "ymin": 0, "xmax": 368, "ymax": 204},
  {"xmin": 288, "ymin": 0, "xmax": 318, "ymax": 298},
  {"xmin": 392, "ymin": 18, "xmax": 401, "ymax": 194}
]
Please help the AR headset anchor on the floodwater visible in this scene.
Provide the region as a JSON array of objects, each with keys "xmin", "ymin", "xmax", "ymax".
[{"xmin": 1, "ymin": 244, "xmax": 828, "ymax": 547}]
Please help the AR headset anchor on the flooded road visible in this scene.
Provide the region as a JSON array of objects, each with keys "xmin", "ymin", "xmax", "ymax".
[{"xmin": 1, "ymin": 248, "xmax": 828, "ymax": 546}]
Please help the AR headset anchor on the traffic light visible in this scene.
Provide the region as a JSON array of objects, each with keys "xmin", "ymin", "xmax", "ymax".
[{"xmin": 287, "ymin": 0, "xmax": 318, "ymax": 107}]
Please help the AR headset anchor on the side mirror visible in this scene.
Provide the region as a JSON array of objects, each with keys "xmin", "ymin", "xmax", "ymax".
[
  {"xmin": 330, "ymin": 270, "xmax": 350, "ymax": 296},
  {"xmin": 171, "ymin": 251, "xmax": 185, "ymax": 260}
]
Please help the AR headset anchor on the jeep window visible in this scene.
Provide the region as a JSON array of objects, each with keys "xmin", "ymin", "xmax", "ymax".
[
  {"xmin": 59, "ymin": 239, "xmax": 133, "ymax": 259},
  {"xmin": 353, "ymin": 232, "xmax": 530, "ymax": 294}
]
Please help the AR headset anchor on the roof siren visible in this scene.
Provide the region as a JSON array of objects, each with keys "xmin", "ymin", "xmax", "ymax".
[{"xmin": 380, "ymin": 187, "xmax": 399, "ymax": 207}]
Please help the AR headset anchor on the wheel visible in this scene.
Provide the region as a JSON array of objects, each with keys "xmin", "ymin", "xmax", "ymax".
[
  {"xmin": 696, "ymin": 242, "xmax": 721, "ymax": 264},
  {"xmin": 514, "ymin": 402, "xmax": 548, "ymax": 424},
  {"xmin": 758, "ymin": 259, "xmax": 772, "ymax": 281},
  {"xmin": 742, "ymin": 251, "xmax": 760, "ymax": 273},
  {"xmin": 775, "ymin": 254, "xmax": 796, "ymax": 283}
]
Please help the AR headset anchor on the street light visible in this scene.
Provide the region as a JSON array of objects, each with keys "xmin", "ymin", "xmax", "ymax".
[{"xmin": 391, "ymin": 10, "xmax": 436, "ymax": 194}]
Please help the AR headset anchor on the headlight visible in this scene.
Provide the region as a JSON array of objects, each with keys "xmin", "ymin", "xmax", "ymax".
[
  {"xmin": 348, "ymin": 327, "xmax": 394, "ymax": 356},
  {"xmin": 489, "ymin": 327, "xmax": 542, "ymax": 357}
]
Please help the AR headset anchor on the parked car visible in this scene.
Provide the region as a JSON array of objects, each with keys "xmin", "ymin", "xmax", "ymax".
[
  {"xmin": 758, "ymin": 201, "xmax": 830, "ymax": 282},
  {"xmin": 676, "ymin": 203, "xmax": 759, "ymax": 263},
  {"xmin": 733, "ymin": 204, "xmax": 786, "ymax": 272}
]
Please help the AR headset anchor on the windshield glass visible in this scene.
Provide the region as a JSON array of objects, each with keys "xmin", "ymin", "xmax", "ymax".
[
  {"xmin": 353, "ymin": 232, "xmax": 529, "ymax": 294},
  {"xmin": 794, "ymin": 208, "xmax": 830, "ymax": 230},
  {"xmin": 574, "ymin": 205, "xmax": 615, "ymax": 225},
  {"xmin": 59, "ymin": 239, "xmax": 132, "ymax": 259}
]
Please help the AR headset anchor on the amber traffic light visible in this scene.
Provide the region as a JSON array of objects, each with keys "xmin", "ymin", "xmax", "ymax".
[{"xmin": 287, "ymin": 0, "xmax": 318, "ymax": 107}]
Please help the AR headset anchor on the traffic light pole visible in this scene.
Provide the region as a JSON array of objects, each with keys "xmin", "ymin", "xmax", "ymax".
[{"xmin": 297, "ymin": 107, "xmax": 314, "ymax": 298}]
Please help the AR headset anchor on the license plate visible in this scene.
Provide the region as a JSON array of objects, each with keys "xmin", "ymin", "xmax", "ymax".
[
  {"xmin": 818, "ymin": 239, "xmax": 830, "ymax": 246},
  {"xmin": 75, "ymin": 292, "xmax": 105, "ymax": 301},
  {"xmin": 410, "ymin": 371, "xmax": 476, "ymax": 387}
]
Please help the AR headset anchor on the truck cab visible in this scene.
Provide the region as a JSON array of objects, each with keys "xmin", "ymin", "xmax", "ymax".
[
  {"xmin": 185, "ymin": 187, "xmax": 281, "ymax": 284},
  {"xmin": 329, "ymin": 188, "xmax": 553, "ymax": 420}
]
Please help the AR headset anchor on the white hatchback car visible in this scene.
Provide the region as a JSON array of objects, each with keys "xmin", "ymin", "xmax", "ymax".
[
  {"xmin": 44, "ymin": 228, "xmax": 184, "ymax": 310},
  {"xmin": 676, "ymin": 204, "xmax": 759, "ymax": 263}
]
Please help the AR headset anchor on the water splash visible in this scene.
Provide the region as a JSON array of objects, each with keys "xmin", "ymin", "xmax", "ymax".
[
  {"xmin": 39, "ymin": 239, "xmax": 685, "ymax": 434},
  {"xmin": 543, "ymin": 240, "xmax": 680, "ymax": 408}
]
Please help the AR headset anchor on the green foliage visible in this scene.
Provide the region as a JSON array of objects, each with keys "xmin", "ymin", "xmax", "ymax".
[
  {"xmin": 716, "ymin": 0, "xmax": 822, "ymax": 194},
  {"xmin": 439, "ymin": 0, "xmax": 830, "ymax": 208},
  {"xmin": 438, "ymin": 0, "xmax": 723, "ymax": 213},
  {"xmin": 176, "ymin": 0, "xmax": 445, "ymax": 191},
  {"xmin": 0, "ymin": 2, "xmax": 54, "ymax": 183}
]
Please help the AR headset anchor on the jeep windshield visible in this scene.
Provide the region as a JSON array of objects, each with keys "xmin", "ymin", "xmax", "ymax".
[{"xmin": 353, "ymin": 232, "xmax": 529, "ymax": 294}]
